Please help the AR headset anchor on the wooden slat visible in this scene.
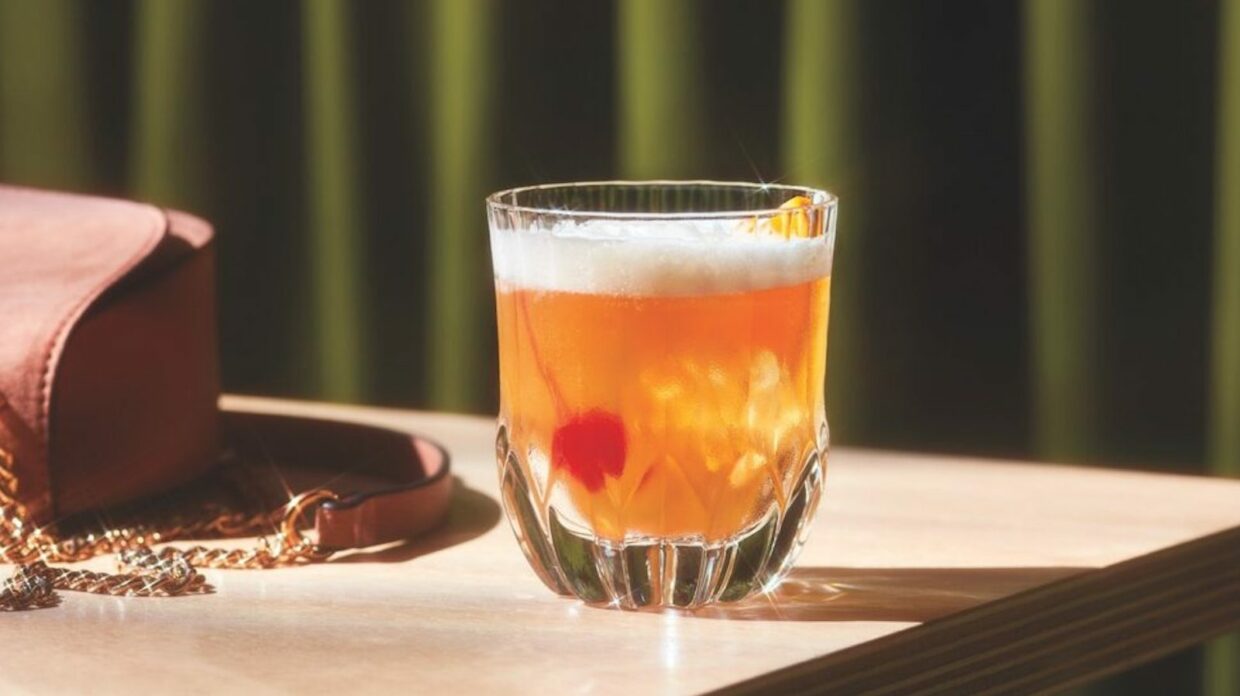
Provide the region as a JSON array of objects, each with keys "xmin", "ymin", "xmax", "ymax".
[
  {"xmin": 1024, "ymin": 0, "xmax": 1100, "ymax": 461},
  {"xmin": 130, "ymin": 0, "xmax": 208, "ymax": 208},
  {"xmin": 1208, "ymin": 1, "xmax": 1240, "ymax": 693},
  {"xmin": 303, "ymin": 0, "xmax": 367, "ymax": 401},
  {"xmin": 0, "ymin": 0, "xmax": 92, "ymax": 189},
  {"xmin": 426, "ymin": 0, "xmax": 495, "ymax": 411},
  {"xmin": 617, "ymin": 0, "xmax": 705, "ymax": 178}
]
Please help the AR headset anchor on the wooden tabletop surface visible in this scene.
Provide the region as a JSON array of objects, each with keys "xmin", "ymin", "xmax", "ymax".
[{"xmin": 3, "ymin": 397, "xmax": 1239, "ymax": 695}]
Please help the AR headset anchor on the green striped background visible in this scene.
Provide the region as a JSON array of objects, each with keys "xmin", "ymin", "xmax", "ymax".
[{"xmin": 0, "ymin": 1, "xmax": 1234, "ymax": 691}]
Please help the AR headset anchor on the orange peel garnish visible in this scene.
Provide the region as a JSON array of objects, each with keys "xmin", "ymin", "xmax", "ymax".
[
  {"xmin": 769, "ymin": 195, "xmax": 814, "ymax": 238},
  {"xmin": 743, "ymin": 195, "xmax": 816, "ymax": 238}
]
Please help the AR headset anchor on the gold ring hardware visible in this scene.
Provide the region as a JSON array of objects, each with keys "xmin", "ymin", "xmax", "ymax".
[{"xmin": 278, "ymin": 488, "xmax": 339, "ymax": 559}]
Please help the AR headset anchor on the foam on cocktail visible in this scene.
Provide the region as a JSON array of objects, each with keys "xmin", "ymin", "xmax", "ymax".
[{"xmin": 490, "ymin": 218, "xmax": 832, "ymax": 297}]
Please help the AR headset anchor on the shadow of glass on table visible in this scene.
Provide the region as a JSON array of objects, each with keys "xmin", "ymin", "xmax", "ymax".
[
  {"xmin": 692, "ymin": 566, "xmax": 1091, "ymax": 622},
  {"xmin": 329, "ymin": 477, "xmax": 501, "ymax": 564}
]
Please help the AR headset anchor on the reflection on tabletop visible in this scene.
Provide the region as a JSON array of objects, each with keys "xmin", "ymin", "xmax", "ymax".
[{"xmin": 694, "ymin": 566, "xmax": 1087, "ymax": 622}]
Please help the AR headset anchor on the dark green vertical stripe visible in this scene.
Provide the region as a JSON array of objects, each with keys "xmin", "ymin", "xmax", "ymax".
[
  {"xmin": 0, "ymin": 0, "xmax": 91, "ymax": 189},
  {"xmin": 1207, "ymin": 2, "xmax": 1240, "ymax": 693},
  {"xmin": 617, "ymin": 0, "xmax": 704, "ymax": 178},
  {"xmin": 1025, "ymin": 0, "xmax": 1098, "ymax": 461},
  {"xmin": 131, "ymin": 0, "xmax": 207, "ymax": 208},
  {"xmin": 782, "ymin": 0, "xmax": 862, "ymax": 441},
  {"xmin": 1210, "ymin": 0, "xmax": 1240, "ymax": 478},
  {"xmin": 303, "ymin": 0, "xmax": 366, "ymax": 401},
  {"xmin": 428, "ymin": 0, "xmax": 494, "ymax": 411}
]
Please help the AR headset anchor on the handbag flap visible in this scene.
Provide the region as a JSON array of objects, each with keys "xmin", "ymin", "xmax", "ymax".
[{"xmin": 0, "ymin": 185, "xmax": 171, "ymax": 522}]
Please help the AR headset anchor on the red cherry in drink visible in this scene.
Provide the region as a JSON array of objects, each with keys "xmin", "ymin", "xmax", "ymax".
[{"xmin": 552, "ymin": 410, "xmax": 626, "ymax": 492}]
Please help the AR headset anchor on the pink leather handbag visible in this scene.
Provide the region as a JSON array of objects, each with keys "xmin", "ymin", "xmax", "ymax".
[
  {"xmin": 0, "ymin": 185, "xmax": 452, "ymax": 583},
  {"xmin": 0, "ymin": 185, "xmax": 219, "ymax": 524}
]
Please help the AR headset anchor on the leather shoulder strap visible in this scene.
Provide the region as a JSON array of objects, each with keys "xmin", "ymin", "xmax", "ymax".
[{"xmin": 220, "ymin": 409, "xmax": 453, "ymax": 550}]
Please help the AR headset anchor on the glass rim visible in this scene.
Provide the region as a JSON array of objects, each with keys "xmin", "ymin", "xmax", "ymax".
[{"xmin": 485, "ymin": 179, "xmax": 838, "ymax": 221}]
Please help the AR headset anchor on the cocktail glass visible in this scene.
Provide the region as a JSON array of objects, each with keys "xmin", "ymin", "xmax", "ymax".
[{"xmin": 487, "ymin": 181, "xmax": 837, "ymax": 608}]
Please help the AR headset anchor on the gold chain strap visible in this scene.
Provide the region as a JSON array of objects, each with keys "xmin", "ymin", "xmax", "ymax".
[{"xmin": 0, "ymin": 444, "xmax": 337, "ymax": 611}]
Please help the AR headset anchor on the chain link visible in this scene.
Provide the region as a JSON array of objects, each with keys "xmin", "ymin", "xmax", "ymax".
[{"xmin": 0, "ymin": 444, "xmax": 337, "ymax": 611}]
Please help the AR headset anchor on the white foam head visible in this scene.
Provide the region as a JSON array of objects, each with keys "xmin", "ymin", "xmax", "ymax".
[{"xmin": 490, "ymin": 219, "xmax": 833, "ymax": 297}]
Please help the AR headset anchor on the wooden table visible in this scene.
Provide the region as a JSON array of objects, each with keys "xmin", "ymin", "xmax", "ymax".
[{"xmin": 4, "ymin": 397, "xmax": 1239, "ymax": 695}]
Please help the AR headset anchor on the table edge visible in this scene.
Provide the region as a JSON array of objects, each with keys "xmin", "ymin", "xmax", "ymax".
[{"xmin": 716, "ymin": 524, "xmax": 1240, "ymax": 695}]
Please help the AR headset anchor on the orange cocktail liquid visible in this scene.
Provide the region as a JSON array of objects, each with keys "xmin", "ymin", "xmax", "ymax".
[{"xmin": 496, "ymin": 276, "xmax": 829, "ymax": 543}]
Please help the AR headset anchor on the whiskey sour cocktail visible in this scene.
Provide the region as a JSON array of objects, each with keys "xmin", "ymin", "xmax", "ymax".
[{"xmin": 487, "ymin": 182, "xmax": 836, "ymax": 608}]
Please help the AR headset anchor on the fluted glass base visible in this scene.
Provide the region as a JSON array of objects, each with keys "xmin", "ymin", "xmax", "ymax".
[{"xmin": 496, "ymin": 422, "xmax": 827, "ymax": 609}]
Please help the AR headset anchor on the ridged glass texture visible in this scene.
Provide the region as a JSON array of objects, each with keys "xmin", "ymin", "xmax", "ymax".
[{"xmin": 487, "ymin": 181, "xmax": 836, "ymax": 609}]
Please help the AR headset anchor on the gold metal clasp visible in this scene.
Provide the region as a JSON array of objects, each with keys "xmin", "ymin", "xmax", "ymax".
[{"xmin": 278, "ymin": 489, "xmax": 338, "ymax": 560}]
